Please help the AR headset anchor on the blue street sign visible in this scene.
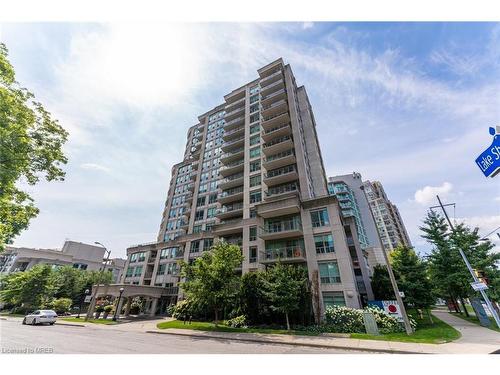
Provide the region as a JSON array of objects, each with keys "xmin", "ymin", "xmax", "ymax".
[{"xmin": 475, "ymin": 127, "xmax": 500, "ymax": 178}]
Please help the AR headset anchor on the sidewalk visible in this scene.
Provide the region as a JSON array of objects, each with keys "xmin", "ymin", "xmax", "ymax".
[{"xmin": 145, "ymin": 312, "xmax": 500, "ymax": 354}]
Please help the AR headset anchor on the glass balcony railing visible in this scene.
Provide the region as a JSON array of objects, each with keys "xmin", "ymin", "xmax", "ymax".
[
  {"xmin": 264, "ymin": 149, "xmax": 295, "ymax": 163},
  {"xmin": 265, "ymin": 164, "xmax": 297, "ymax": 179},
  {"xmin": 219, "ymin": 172, "xmax": 244, "ymax": 184},
  {"xmin": 266, "ymin": 182, "xmax": 299, "ymax": 197},
  {"xmin": 262, "ymin": 246, "xmax": 305, "ymax": 261},
  {"xmin": 263, "ymin": 135, "xmax": 292, "ymax": 149},
  {"xmin": 219, "ymin": 186, "xmax": 244, "ymax": 198},
  {"xmin": 263, "ymin": 217, "xmax": 302, "ymax": 234}
]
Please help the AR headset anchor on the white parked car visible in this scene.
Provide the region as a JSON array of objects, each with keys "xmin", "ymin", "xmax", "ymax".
[{"xmin": 22, "ymin": 310, "xmax": 58, "ymax": 325}]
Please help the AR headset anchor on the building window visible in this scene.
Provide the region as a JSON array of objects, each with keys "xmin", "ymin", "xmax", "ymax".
[
  {"xmin": 204, "ymin": 238, "xmax": 214, "ymax": 251},
  {"xmin": 250, "ymin": 123, "xmax": 260, "ymax": 134},
  {"xmin": 250, "ymin": 191, "xmax": 262, "ymax": 204},
  {"xmin": 190, "ymin": 240, "xmax": 200, "ymax": 253},
  {"xmin": 133, "ymin": 266, "xmax": 143, "ymax": 277},
  {"xmin": 72, "ymin": 263, "xmax": 88, "ymax": 270},
  {"xmin": 250, "ymin": 135, "xmax": 260, "ymax": 146},
  {"xmin": 250, "ymin": 209, "xmax": 257, "ymax": 218},
  {"xmin": 167, "ymin": 263, "xmax": 177, "ymax": 275},
  {"xmin": 249, "ymin": 147, "xmax": 261, "ymax": 159},
  {"xmin": 249, "ymin": 174, "xmax": 261, "ymax": 187},
  {"xmin": 249, "ymin": 226, "xmax": 257, "ymax": 241},
  {"xmin": 208, "ymin": 193, "xmax": 217, "ymax": 204},
  {"xmin": 205, "ymin": 222, "xmax": 214, "ymax": 232},
  {"xmin": 311, "ymin": 208, "xmax": 330, "ymax": 227},
  {"xmin": 314, "ymin": 234, "xmax": 334, "ymax": 254},
  {"xmin": 199, "ymin": 183, "xmax": 208, "ymax": 193},
  {"xmin": 193, "ymin": 224, "xmax": 202, "ymax": 234},
  {"xmin": 319, "ymin": 262, "xmax": 341, "ymax": 284},
  {"xmin": 157, "ymin": 264, "xmax": 166, "ymax": 275},
  {"xmin": 249, "ymin": 247, "xmax": 257, "ymax": 263},
  {"xmin": 250, "ymin": 94, "xmax": 259, "ymax": 103},
  {"xmin": 195, "ymin": 209, "xmax": 205, "ymax": 221},
  {"xmin": 322, "ymin": 292, "xmax": 346, "ymax": 310},
  {"xmin": 207, "ymin": 207, "xmax": 217, "ymax": 218},
  {"xmin": 197, "ymin": 196, "xmax": 206, "ymax": 207},
  {"xmin": 201, "ymin": 172, "xmax": 209, "ymax": 181},
  {"xmin": 250, "ymin": 103, "xmax": 259, "ymax": 113},
  {"xmin": 249, "ymin": 160, "xmax": 261, "ymax": 172},
  {"xmin": 250, "ymin": 113, "xmax": 260, "ymax": 123},
  {"xmin": 126, "ymin": 267, "xmax": 134, "ymax": 277}
]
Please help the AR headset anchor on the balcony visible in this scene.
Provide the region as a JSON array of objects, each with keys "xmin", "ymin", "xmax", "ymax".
[
  {"xmin": 221, "ymin": 147, "xmax": 244, "ymax": 164},
  {"xmin": 186, "ymin": 183, "xmax": 195, "ymax": 192},
  {"xmin": 191, "ymin": 160, "xmax": 199, "ymax": 170},
  {"xmin": 263, "ymin": 164, "xmax": 298, "ymax": 187},
  {"xmin": 213, "ymin": 218, "xmax": 244, "ymax": 236},
  {"xmin": 218, "ymin": 186, "xmax": 244, "ymax": 204},
  {"xmin": 220, "ymin": 159, "xmax": 244, "ymax": 177},
  {"xmin": 225, "ymin": 96, "xmax": 245, "ymax": 112},
  {"xmin": 262, "ymin": 123, "xmax": 292, "ymax": 142},
  {"xmin": 221, "ymin": 136, "xmax": 245, "ymax": 152},
  {"xmin": 222, "ymin": 126, "xmax": 245, "ymax": 141},
  {"xmin": 216, "ymin": 202, "xmax": 244, "ymax": 219},
  {"xmin": 262, "ymin": 135, "xmax": 294, "ymax": 156},
  {"xmin": 260, "ymin": 78, "xmax": 285, "ymax": 97},
  {"xmin": 224, "ymin": 116, "xmax": 245, "ymax": 131},
  {"xmin": 260, "ymin": 246, "xmax": 306, "ymax": 264},
  {"xmin": 163, "ymin": 286, "xmax": 179, "ymax": 296},
  {"xmin": 261, "ymin": 98, "xmax": 288, "ymax": 118},
  {"xmin": 185, "ymin": 191, "xmax": 194, "ymax": 202},
  {"xmin": 256, "ymin": 194, "xmax": 300, "ymax": 218},
  {"xmin": 219, "ymin": 172, "xmax": 244, "ymax": 190},
  {"xmin": 266, "ymin": 182, "xmax": 299, "ymax": 199},
  {"xmin": 261, "ymin": 111, "xmax": 290, "ymax": 131},
  {"xmin": 263, "ymin": 149, "xmax": 296, "ymax": 170},
  {"xmin": 225, "ymin": 105, "xmax": 245, "ymax": 122},
  {"xmin": 260, "ymin": 69, "xmax": 283, "ymax": 87},
  {"xmin": 261, "ymin": 88, "xmax": 286, "ymax": 107},
  {"xmin": 260, "ymin": 217, "xmax": 302, "ymax": 240}
]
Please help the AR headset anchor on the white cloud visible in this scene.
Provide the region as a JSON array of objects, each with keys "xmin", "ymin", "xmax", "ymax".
[
  {"xmin": 455, "ymin": 215, "xmax": 500, "ymax": 232},
  {"xmin": 494, "ymin": 196, "xmax": 500, "ymax": 202},
  {"xmin": 80, "ymin": 163, "xmax": 110, "ymax": 173},
  {"xmin": 414, "ymin": 182, "xmax": 453, "ymax": 205},
  {"xmin": 302, "ymin": 22, "xmax": 314, "ymax": 30}
]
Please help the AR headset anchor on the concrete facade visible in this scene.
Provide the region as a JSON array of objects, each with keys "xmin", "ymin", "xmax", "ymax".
[
  {"xmin": 0, "ymin": 241, "xmax": 125, "ymax": 282},
  {"xmin": 123, "ymin": 59, "xmax": 366, "ymax": 318}
]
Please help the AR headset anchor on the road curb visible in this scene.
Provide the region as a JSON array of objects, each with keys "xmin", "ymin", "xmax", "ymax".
[
  {"xmin": 56, "ymin": 322, "xmax": 86, "ymax": 327},
  {"xmin": 145, "ymin": 330, "xmax": 425, "ymax": 354}
]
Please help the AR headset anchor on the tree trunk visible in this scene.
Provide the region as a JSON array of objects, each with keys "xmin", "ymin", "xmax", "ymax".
[
  {"xmin": 214, "ymin": 308, "xmax": 219, "ymax": 327},
  {"xmin": 285, "ymin": 312, "xmax": 290, "ymax": 331},
  {"xmin": 459, "ymin": 296, "xmax": 470, "ymax": 317},
  {"xmin": 427, "ymin": 309, "xmax": 434, "ymax": 325},
  {"xmin": 451, "ymin": 295, "xmax": 461, "ymax": 313}
]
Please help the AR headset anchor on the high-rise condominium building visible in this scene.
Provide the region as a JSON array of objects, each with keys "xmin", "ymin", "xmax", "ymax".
[
  {"xmin": 107, "ymin": 59, "xmax": 367, "ymax": 319},
  {"xmin": 362, "ymin": 180, "xmax": 412, "ymax": 252}
]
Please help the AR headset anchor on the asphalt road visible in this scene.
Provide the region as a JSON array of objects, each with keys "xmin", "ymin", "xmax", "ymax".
[{"xmin": 0, "ymin": 319, "xmax": 369, "ymax": 354}]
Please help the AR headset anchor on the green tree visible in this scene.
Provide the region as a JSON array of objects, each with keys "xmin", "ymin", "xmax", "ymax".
[
  {"xmin": 51, "ymin": 297, "xmax": 72, "ymax": 314},
  {"xmin": 50, "ymin": 266, "xmax": 87, "ymax": 304},
  {"xmin": 262, "ymin": 263, "xmax": 308, "ymax": 330},
  {"xmin": 420, "ymin": 211, "xmax": 500, "ymax": 316},
  {"xmin": 391, "ymin": 245, "xmax": 435, "ymax": 322},
  {"xmin": 0, "ymin": 43, "xmax": 68, "ymax": 251},
  {"xmin": 0, "ymin": 264, "xmax": 55, "ymax": 309},
  {"xmin": 370, "ymin": 264, "xmax": 395, "ymax": 300},
  {"xmin": 179, "ymin": 241, "xmax": 243, "ymax": 325},
  {"xmin": 239, "ymin": 270, "xmax": 269, "ymax": 324}
]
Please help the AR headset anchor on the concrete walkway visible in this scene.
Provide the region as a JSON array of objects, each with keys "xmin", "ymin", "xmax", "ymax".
[{"xmin": 431, "ymin": 309, "xmax": 500, "ymax": 354}]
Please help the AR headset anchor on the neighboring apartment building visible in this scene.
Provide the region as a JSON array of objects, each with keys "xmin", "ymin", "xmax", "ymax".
[
  {"xmin": 121, "ymin": 58, "xmax": 368, "ymax": 318},
  {"xmin": 0, "ymin": 241, "xmax": 125, "ymax": 282},
  {"xmin": 328, "ymin": 173, "xmax": 387, "ymax": 269},
  {"xmin": 362, "ymin": 180, "xmax": 412, "ymax": 252}
]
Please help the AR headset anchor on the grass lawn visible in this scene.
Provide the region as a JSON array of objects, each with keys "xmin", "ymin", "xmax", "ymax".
[
  {"xmin": 156, "ymin": 320, "xmax": 318, "ymax": 336},
  {"xmin": 451, "ymin": 311, "xmax": 500, "ymax": 333},
  {"xmin": 0, "ymin": 311, "xmax": 25, "ymax": 317},
  {"xmin": 351, "ymin": 311, "xmax": 461, "ymax": 344},
  {"xmin": 61, "ymin": 317, "xmax": 118, "ymax": 325}
]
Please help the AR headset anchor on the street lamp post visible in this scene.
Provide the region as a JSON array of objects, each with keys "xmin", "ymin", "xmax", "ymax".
[
  {"xmin": 85, "ymin": 242, "xmax": 111, "ymax": 321},
  {"xmin": 112, "ymin": 287, "xmax": 125, "ymax": 322},
  {"xmin": 77, "ymin": 288, "xmax": 90, "ymax": 319}
]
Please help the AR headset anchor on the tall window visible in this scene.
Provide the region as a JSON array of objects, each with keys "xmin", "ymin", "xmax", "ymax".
[
  {"xmin": 208, "ymin": 193, "xmax": 218, "ymax": 204},
  {"xmin": 204, "ymin": 238, "xmax": 214, "ymax": 250},
  {"xmin": 249, "ymin": 247, "xmax": 257, "ymax": 263},
  {"xmin": 195, "ymin": 209, "xmax": 205, "ymax": 221},
  {"xmin": 190, "ymin": 240, "xmax": 200, "ymax": 253},
  {"xmin": 192, "ymin": 224, "xmax": 202, "ymax": 234},
  {"xmin": 250, "ymin": 160, "xmax": 261, "ymax": 172},
  {"xmin": 197, "ymin": 196, "xmax": 206, "ymax": 207},
  {"xmin": 126, "ymin": 267, "xmax": 134, "ymax": 277},
  {"xmin": 249, "ymin": 174, "xmax": 261, "ymax": 187},
  {"xmin": 322, "ymin": 292, "xmax": 346, "ymax": 309},
  {"xmin": 250, "ymin": 191, "xmax": 262, "ymax": 204},
  {"xmin": 314, "ymin": 234, "xmax": 334, "ymax": 254},
  {"xmin": 250, "ymin": 123, "xmax": 260, "ymax": 134},
  {"xmin": 249, "ymin": 226, "xmax": 257, "ymax": 241},
  {"xmin": 207, "ymin": 207, "xmax": 216, "ymax": 218},
  {"xmin": 157, "ymin": 264, "xmax": 166, "ymax": 275},
  {"xmin": 249, "ymin": 147, "xmax": 261, "ymax": 159},
  {"xmin": 319, "ymin": 262, "xmax": 341, "ymax": 284},
  {"xmin": 250, "ymin": 135, "xmax": 260, "ymax": 146},
  {"xmin": 311, "ymin": 208, "xmax": 329, "ymax": 227},
  {"xmin": 133, "ymin": 266, "xmax": 143, "ymax": 277}
]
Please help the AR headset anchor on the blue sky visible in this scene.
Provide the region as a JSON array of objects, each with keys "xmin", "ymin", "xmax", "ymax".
[{"xmin": 1, "ymin": 22, "xmax": 499, "ymax": 258}]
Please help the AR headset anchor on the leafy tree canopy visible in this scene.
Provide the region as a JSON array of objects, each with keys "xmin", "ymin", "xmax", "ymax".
[{"xmin": 0, "ymin": 43, "xmax": 68, "ymax": 251}]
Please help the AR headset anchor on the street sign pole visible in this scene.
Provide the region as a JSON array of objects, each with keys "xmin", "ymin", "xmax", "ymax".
[{"xmin": 435, "ymin": 195, "xmax": 500, "ymax": 329}]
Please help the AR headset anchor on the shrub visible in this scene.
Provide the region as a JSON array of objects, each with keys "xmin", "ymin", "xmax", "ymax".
[
  {"xmin": 129, "ymin": 302, "xmax": 141, "ymax": 315},
  {"xmin": 324, "ymin": 306, "xmax": 364, "ymax": 333},
  {"xmin": 225, "ymin": 315, "xmax": 247, "ymax": 328},
  {"xmin": 364, "ymin": 306, "xmax": 417, "ymax": 333},
  {"xmin": 172, "ymin": 299, "xmax": 195, "ymax": 320},
  {"xmin": 95, "ymin": 305, "xmax": 105, "ymax": 313},
  {"xmin": 165, "ymin": 304, "xmax": 176, "ymax": 317},
  {"xmin": 103, "ymin": 305, "xmax": 113, "ymax": 313},
  {"xmin": 51, "ymin": 298, "xmax": 73, "ymax": 314}
]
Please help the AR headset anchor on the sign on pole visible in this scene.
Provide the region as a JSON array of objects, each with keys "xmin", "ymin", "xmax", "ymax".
[
  {"xmin": 84, "ymin": 295, "xmax": 92, "ymax": 303},
  {"xmin": 368, "ymin": 300, "xmax": 404, "ymax": 322},
  {"xmin": 470, "ymin": 281, "xmax": 488, "ymax": 292},
  {"xmin": 475, "ymin": 127, "xmax": 500, "ymax": 178},
  {"xmin": 470, "ymin": 298, "xmax": 491, "ymax": 327}
]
